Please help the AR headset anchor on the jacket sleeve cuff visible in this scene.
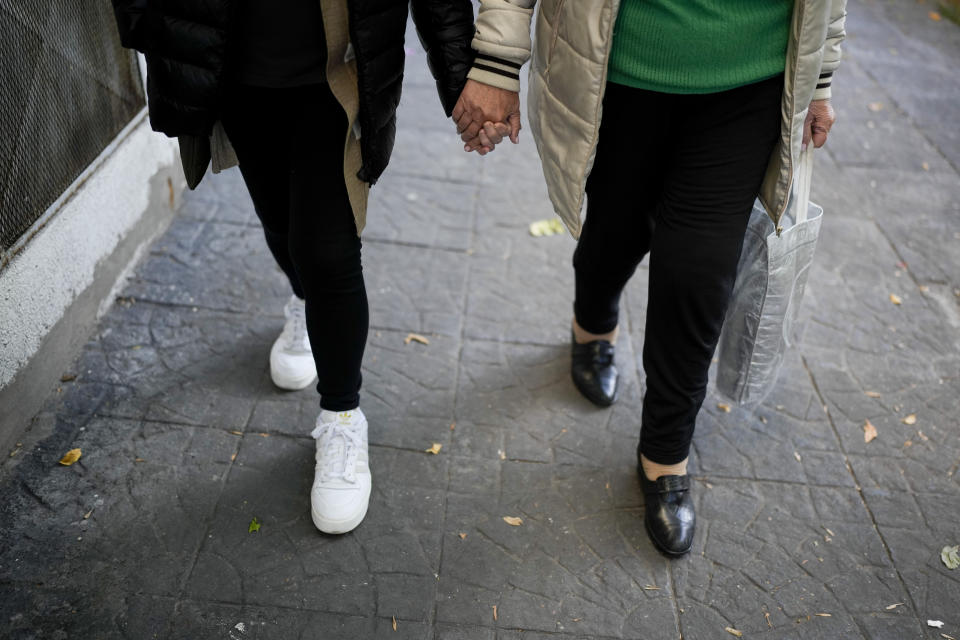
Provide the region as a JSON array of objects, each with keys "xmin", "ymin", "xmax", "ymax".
[
  {"xmin": 467, "ymin": 54, "xmax": 522, "ymax": 92},
  {"xmin": 812, "ymin": 71, "xmax": 833, "ymax": 101}
]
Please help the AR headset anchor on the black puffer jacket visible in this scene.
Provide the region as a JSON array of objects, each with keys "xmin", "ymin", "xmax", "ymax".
[{"xmin": 111, "ymin": 0, "xmax": 475, "ymax": 185}]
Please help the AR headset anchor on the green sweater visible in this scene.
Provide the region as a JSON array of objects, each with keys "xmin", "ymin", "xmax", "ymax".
[{"xmin": 608, "ymin": 0, "xmax": 793, "ymax": 94}]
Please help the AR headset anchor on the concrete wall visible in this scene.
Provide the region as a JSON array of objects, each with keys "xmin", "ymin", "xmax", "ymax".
[{"xmin": 0, "ymin": 111, "xmax": 185, "ymax": 450}]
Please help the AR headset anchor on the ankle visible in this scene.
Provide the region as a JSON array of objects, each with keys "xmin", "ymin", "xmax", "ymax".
[
  {"xmin": 572, "ymin": 318, "xmax": 618, "ymax": 345},
  {"xmin": 641, "ymin": 455, "xmax": 688, "ymax": 481}
]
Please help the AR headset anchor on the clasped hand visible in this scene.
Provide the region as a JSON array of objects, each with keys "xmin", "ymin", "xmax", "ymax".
[{"xmin": 452, "ymin": 80, "xmax": 522, "ymax": 155}]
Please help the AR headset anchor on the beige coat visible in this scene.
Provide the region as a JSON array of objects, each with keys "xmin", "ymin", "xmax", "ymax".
[{"xmin": 467, "ymin": 0, "xmax": 847, "ymax": 238}]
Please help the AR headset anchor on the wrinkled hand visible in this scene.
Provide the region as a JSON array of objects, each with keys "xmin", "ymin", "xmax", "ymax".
[
  {"xmin": 803, "ymin": 99, "xmax": 836, "ymax": 149},
  {"xmin": 452, "ymin": 79, "xmax": 521, "ymax": 155}
]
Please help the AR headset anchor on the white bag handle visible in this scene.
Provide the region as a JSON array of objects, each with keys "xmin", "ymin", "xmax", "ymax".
[{"xmin": 794, "ymin": 145, "xmax": 815, "ymax": 224}]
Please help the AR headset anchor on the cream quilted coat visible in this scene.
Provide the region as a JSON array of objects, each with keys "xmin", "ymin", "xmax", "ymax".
[{"xmin": 467, "ymin": 0, "xmax": 847, "ymax": 238}]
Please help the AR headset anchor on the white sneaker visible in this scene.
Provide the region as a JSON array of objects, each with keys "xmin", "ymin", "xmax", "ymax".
[
  {"xmin": 270, "ymin": 295, "xmax": 317, "ymax": 390},
  {"xmin": 310, "ymin": 409, "xmax": 371, "ymax": 534}
]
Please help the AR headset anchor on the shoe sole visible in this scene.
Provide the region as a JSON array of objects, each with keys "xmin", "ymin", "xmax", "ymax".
[
  {"xmin": 270, "ymin": 368, "xmax": 317, "ymax": 391},
  {"xmin": 311, "ymin": 496, "xmax": 370, "ymax": 535},
  {"xmin": 643, "ymin": 517, "xmax": 693, "ymax": 557}
]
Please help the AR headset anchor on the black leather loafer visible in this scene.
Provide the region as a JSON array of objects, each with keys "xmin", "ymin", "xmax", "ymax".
[
  {"xmin": 639, "ymin": 472, "xmax": 695, "ymax": 556},
  {"xmin": 571, "ymin": 332, "xmax": 619, "ymax": 407}
]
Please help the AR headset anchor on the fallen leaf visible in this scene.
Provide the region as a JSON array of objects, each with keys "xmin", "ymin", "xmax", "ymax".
[
  {"xmin": 922, "ymin": 162, "xmax": 930, "ymax": 171},
  {"xmin": 492, "ymin": 605, "xmax": 498, "ymax": 621},
  {"xmin": 902, "ymin": 414, "xmax": 917, "ymax": 425},
  {"xmin": 60, "ymin": 374, "xmax": 77, "ymax": 382},
  {"xmin": 886, "ymin": 603, "xmax": 904, "ymax": 610},
  {"xmin": 725, "ymin": 627, "xmax": 743, "ymax": 637},
  {"xmin": 864, "ymin": 419, "xmax": 878, "ymax": 443},
  {"xmin": 815, "ymin": 613, "xmax": 832, "ymax": 617},
  {"xmin": 643, "ymin": 585, "xmax": 660, "ymax": 591},
  {"xmin": 823, "ymin": 526, "xmax": 835, "ymax": 537},
  {"xmin": 717, "ymin": 403, "xmax": 732, "ymax": 413},
  {"xmin": 404, "ymin": 333, "xmax": 430, "ymax": 346},
  {"xmin": 425, "ymin": 443, "xmax": 443, "ymax": 455},
  {"xmin": 83, "ymin": 510, "xmax": 93, "ymax": 519},
  {"xmin": 890, "ymin": 293, "xmax": 903, "ymax": 305},
  {"xmin": 134, "ymin": 457, "xmax": 145, "ymax": 463},
  {"xmin": 918, "ymin": 430, "xmax": 929, "ymax": 441},
  {"xmin": 929, "ymin": 620, "xmax": 945, "ymax": 629},
  {"xmin": 867, "ymin": 102, "xmax": 884, "ymax": 112},
  {"xmin": 458, "ymin": 533, "xmax": 467, "ymax": 540},
  {"xmin": 865, "ymin": 391, "xmax": 882, "ymax": 398},
  {"xmin": 258, "ymin": 433, "xmax": 269, "ymax": 438},
  {"xmin": 941, "ymin": 544, "xmax": 960, "ymax": 569},
  {"xmin": 248, "ymin": 517, "xmax": 261, "ymax": 533},
  {"xmin": 502, "ymin": 516, "xmax": 523, "ymax": 526},
  {"xmin": 230, "ymin": 453, "xmax": 237, "ymax": 461},
  {"xmin": 929, "ymin": 10, "xmax": 942, "ymax": 20},
  {"xmin": 528, "ymin": 218, "xmax": 565, "ymax": 237},
  {"xmin": 904, "ymin": 440, "xmax": 913, "ymax": 447},
  {"xmin": 59, "ymin": 449, "xmax": 82, "ymax": 466},
  {"xmin": 392, "ymin": 616, "xmax": 397, "ymax": 631},
  {"xmin": 230, "ymin": 430, "xmax": 243, "ymax": 436}
]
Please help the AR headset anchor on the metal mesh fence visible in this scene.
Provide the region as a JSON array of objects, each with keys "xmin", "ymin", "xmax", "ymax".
[{"xmin": 0, "ymin": 0, "xmax": 146, "ymax": 259}]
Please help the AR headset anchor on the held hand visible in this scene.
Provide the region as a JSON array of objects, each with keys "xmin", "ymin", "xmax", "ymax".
[
  {"xmin": 452, "ymin": 79, "xmax": 521, "ymax": 153},
  {"xmin": 802, "ymin": 99, "xmax": 836, "ymax": 149}
]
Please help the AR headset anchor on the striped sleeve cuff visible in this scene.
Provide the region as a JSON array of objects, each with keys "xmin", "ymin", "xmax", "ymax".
[
  {"xmin": 813, "ymin": 71, "xmax": 833, "ymax": 101},
  {"xmin": 467, "ymin": 53, "xmax": 522, "ymax": 92}
]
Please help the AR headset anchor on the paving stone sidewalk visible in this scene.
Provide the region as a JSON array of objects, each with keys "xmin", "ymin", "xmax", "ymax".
[{"xmin": 2, "ymin": 1, "xmax": 958, "ymax": 638}]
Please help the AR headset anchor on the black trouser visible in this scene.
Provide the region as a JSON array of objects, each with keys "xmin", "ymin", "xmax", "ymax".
[
  {"xmin": 221, "ymin": 83, "xmax": 366, "ymax": 411},
  {"xmin": 573, "ymin": 76, "xmax": 783, "ymax": 464}
]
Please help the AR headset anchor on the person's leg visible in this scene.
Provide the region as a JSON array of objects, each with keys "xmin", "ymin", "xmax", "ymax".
[
  {"xmin": 569, "ymin": 82, "xmax": 673, "ymax": 406},
  {"xmin": 639, "ymin": 75, "xmax": 784, "ymax": 468},
  {"xmin": 573, "ymin": 83, "xmax": 672, "ymax": 339},
  {"xmin": 220, "ymin": 85, "xmax": 305, "ymax": 299},
  {"xmin": 284, "ymin": 84, "xmax": 367, "ymax": 412}
]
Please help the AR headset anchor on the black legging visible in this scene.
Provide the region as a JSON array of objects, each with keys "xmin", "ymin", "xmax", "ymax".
[
  {"xmin": 573, "ymin": 76, "xmax": 783, "ymax": 464},
  {"xmin": 221, "ymin": 83, "xmax": 366, "ymax": 411}
]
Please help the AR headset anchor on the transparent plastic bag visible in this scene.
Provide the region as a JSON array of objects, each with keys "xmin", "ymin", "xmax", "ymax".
[{"xmin": 715, "ymin": 147, "xmax": 823, "ymax": 406}]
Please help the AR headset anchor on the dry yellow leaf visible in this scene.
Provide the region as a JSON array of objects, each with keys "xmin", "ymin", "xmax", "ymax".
[
  {"xmin": 230, "ymin": 430, "xmax": 243, "ymax": 436},
  {"xmin": 83, "ymin": 510, "xmax": 93, "ymax": 520},
  {"xmin": 902, "ymin": 414, "xmax": 917, "ymax": 425},
  {"xmin": 230, "ymin": 453, "xmax": 237, "ymax": 461},
  {"xmin": 864, "ymin": 419, "xmax": 878, "ymax": 443},
  {"xmin": 867, "ymin": 102, "xmax": 884, "ymax": 112},
  {"xmin": 717, "ymin": 403, "xmax": 732, "ymax": 413},
  {"xmin": 425, "ymin": 443, "xmax": 443, "ymax": 455},
  {"xmin": 886, "ymin": 603, "xmax": 904, "ymax": 610},
  {"xmin": 392, "ymin": 616, "xmax": 397, "ymax": 631},
  {"xmin": 458, "ymin": 532, "xmax": 467, "ymax": 540},
  {"xmin": 404, "ymin": 333, "xmax": 430, "ymax": 345},
  {"xmin": 904, "ymin": 440, "xmax": 913, "ymax": 447},
  {"xmin": 918, "ymin": 430, "xmax": 929, "ymax": 441},
  {"xmin": 492, "ymin": 605, "xmax": 498, "ymax": 621},
  {"xmin": 59, "ymin": 448, "xmax": 82, "ymax": 466},
  {"xmin": 725, "ymin": 627, "xmax": 743, "ymax": 637},
  {"xmin": 502, "ymin": 516, "xmax": 523, "ymax": 526},
  {"xmin": 815, "ymin": 613, "xmax": 832, "ymax": 617},
  {"xmin": 889, "ymin": 293, "xmax": 902, "ymax": 305},
  {"xmin": 929, "ymin": 11, "xmax": 942, "ymax": 20},
  {"xmin": 528, "ymin": 218, "xmax": 565, "ymax": 237},
  {"xmin": 134, "ymin": 457, "xmax": 145, "ymax": 463},
  {"xmin": 865, "ymin": 391, "xmax": 882, "ymax": 398}
]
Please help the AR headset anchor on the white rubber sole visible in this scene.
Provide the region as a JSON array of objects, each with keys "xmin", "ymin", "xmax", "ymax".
[
  {"xmin": 311, "ymin": 496, "xmax": 370, "ymax": 534},
  {"xmin": 270, "ymin": 366, "xmax": 316, "ymax": 391}
]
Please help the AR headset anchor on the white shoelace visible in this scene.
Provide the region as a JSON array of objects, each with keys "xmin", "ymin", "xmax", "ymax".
[
  {"xmin": 284, "ymin": 299, "xmax": 309, "ymax": 350},
  {"xmin": 311, "ymin": 420, "xmax": 362, "ymax": 484}
]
